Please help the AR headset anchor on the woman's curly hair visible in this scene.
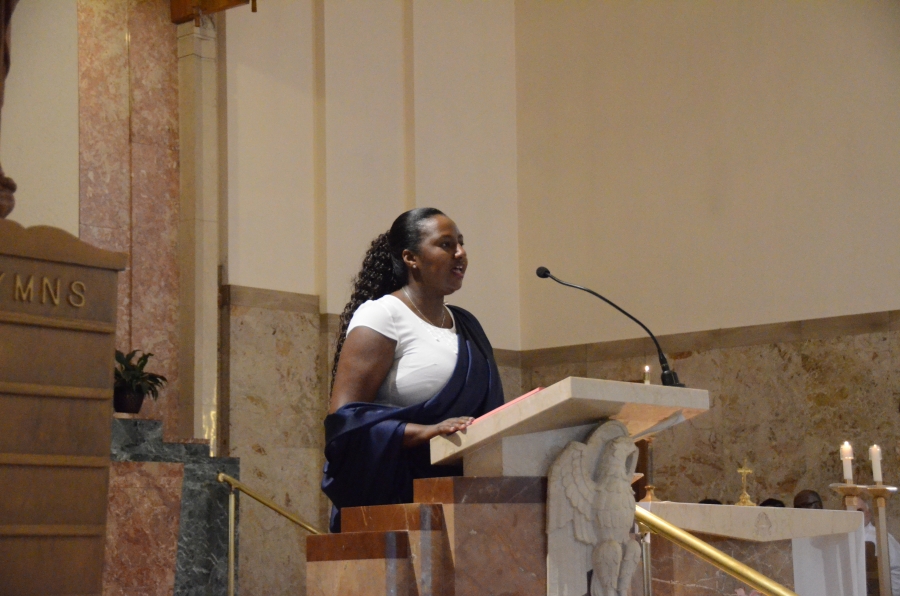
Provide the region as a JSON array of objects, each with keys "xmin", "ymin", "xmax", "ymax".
[{"xmin": 331, "ymin": 207, "xmax": 445, "ymax": 388}]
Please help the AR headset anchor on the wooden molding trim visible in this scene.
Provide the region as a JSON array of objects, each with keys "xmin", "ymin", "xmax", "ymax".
[
  {"xmin": 0, "ymin": 311, "xmax": 116, "ymax": 334},
  {"xmin": 0, "ymin": 220, "xmax": 127, "ymax": 271},
  {"xmin": 0, "ymin": 381, "xmax": 111, "ymax": 400},
  {"xmin": 0, "ymin": 454, "xmax": 109, "ymax": 468},
  {"xmin": 221, "ymin": 285, "xmax": 319, "ymax": 314},
  {"xmin": 0, "ymin": 524, "xmax": 106, "ymax": 537},
  {"xmin": 492, "ymin": 349, "xmax": 521, "ymax": 368},
  {"xmin": 521, "ymin": 309, "xmax": 900, "ymax": 367},
  {"xmin": 321, "ymin": 312, "xmax": 342, "ymax": 330}
]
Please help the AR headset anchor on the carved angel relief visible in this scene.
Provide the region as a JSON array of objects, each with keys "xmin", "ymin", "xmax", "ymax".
[{"xmin": 547, "ymin": 420, "xmax": 641, "ymax": 596}]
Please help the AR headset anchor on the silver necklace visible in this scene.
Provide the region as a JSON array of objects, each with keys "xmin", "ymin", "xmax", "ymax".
[{"xmin": 403, "ymin": 286, "xmax": 447, "ymax": 328}]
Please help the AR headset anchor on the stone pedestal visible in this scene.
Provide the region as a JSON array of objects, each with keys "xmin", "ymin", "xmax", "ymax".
[
  {"xmin": 307, "ymin": 477, "xmax": 547, "ymax": 596},
  {"xmin": 109, "ymin": 417, "xmax": 240, "ymax": 595}
]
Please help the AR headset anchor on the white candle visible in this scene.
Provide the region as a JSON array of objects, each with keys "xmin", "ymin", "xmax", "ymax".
[
  {"xmin": 841, "ymin": 441, "xmax": 853, "ymax": 460},
  {"xmin": 870, "ymin": 445, "xmax": 883, "ymax": 483},
  {"xmin": 841, "ymin": 441, "xmax": 854, "ymax": 483},
  {"xmin": 643, "ymin": 365, "xmax": 651, "ymax": 385}
]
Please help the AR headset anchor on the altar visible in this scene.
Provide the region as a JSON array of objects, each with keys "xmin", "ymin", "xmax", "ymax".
[{"xmin": 641, "ymin": 502, "xmax": 865, "ymax": 596}]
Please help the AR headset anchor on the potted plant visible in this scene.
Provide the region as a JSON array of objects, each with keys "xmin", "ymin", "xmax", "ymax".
[{"xmin": 113, "ymin": 350, "xmax": 168, "ymax": 414}]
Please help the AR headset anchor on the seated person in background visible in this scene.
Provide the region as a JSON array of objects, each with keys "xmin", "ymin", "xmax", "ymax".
[
  {"xmin": 793, "ymin": 489, "xmax": 823, "ymax": 509},
  {"xmin": 859, "ymin": 500, "xmax": 900, "ymax": 596},
  {"xmin": 760, "ymin": 498, "xmax": 785, "ymax": 507},
  {"xmin": 699, "ymin": 498, "xmax": 722, "ymax": 505}
]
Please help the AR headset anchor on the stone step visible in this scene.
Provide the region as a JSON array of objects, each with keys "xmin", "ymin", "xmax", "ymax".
[
  {"xmin": 335, "ymin": 504, "xmax": 453, "ymax": 596},
  {"xmin": 307, "ymin": 530, "xmax": 418, "ymax": 596},
  {"xmin": 341, "ymin": 503, "xmax": 446, "ymax": 533},
  {"xmin": 307, "ymin": 477, "xmax": 549, "ymax": 596}
]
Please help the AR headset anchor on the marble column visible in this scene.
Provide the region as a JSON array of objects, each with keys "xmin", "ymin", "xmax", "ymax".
[
  {"xmin": 78, "ymin": 0, "xmax": 182, "ymax": 439},
  {"xmin": 176, "ymin": 15, "xmax": 221, "ymax": 444}
]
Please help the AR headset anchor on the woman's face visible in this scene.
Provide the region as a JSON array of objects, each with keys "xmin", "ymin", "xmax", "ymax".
[{"xmin": 405, "ymin": 215, "xmax": 467, "ymax": 295}]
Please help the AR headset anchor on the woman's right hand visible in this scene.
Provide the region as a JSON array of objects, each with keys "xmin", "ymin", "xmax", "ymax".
[{"xmin": 402, "ymin": 417, "xmax": 475, "ymax": 448}]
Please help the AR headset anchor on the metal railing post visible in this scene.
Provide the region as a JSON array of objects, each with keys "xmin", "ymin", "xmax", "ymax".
[
  {"xmin": 228, "ymin": 486, "xmax": 236, "ymax": 596},
  {"xmin": 216, "ymin": 472, "xmax": 324, "ymax": 595},
  {"xmin": 641, "ymin": 531, "xmax": 653, "ymax": 596}
]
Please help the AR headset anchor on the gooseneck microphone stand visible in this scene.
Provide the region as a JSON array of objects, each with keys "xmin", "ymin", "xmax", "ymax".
[{"xmin": 536, "ymin": 266, "xmax": 684, "ymax": 387}]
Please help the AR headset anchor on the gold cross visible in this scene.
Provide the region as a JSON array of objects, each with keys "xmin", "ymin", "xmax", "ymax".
[{"xmin": 738, "ymin": 460, "xmax": 753, "ymax": 491}]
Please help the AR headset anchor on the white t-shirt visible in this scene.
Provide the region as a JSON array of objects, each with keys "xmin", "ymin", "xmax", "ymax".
[{"xmin": 346, "ymin": 294, "xmax": 458, "ymax": 408}]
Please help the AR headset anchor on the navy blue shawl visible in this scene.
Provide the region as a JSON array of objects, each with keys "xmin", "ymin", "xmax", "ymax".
[{"xmin": 321, "ymin": 305, "xmax": 504, "ymax": 532}]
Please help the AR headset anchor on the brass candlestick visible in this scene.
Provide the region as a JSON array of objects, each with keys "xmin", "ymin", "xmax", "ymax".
[
  {"xmin": 735, "ymin": 461, "xmax": 756, "ymax": 506},
  {"xmin": 639, "ymin": 437, "xmax": 659, "ymax": 503},
  {"xmin": 828, "ymin": 482, "xmax": 866, "ymax": 512}
]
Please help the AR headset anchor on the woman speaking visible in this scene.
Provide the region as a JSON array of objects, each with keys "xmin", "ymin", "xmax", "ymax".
[{"xmin": 321, "ymin": 208, "xmax": 504, "ymax": 532}]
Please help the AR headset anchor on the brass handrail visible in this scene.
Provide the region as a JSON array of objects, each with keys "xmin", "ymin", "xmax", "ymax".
[
  {"xmin": 217, "ymin": 473, "xmax": 323, "ymax": 534},
  {"xmin": 217, "ymin": 473, "xmax": 324, "ymax": 596},
  {"xmin": 634, "ymin": 507, "xmax": 798, "ymax": 596}
]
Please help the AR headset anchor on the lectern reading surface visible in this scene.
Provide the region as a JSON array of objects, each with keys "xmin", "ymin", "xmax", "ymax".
[{"xmin": 431, "ymin": 376, "xmax": 709, "ymax": 477}]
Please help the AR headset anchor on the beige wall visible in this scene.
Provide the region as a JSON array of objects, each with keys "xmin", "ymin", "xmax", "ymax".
[
  {"xmin": 516, "ymin": 1, "xmax": 900, "ymax": 349},
  {"xmin": 2, "ymin": 0, "xmax": 79, "ymax": 234},
  {"xmin": 224, "ymin": 1, "xmax": 900, "ymax": 350},
  {"xmin": 224, "ymin": 0, "xmax": 522, "ymax": 348},
  {"xmin": 413, "ymin": 0, "xmax": 520, "ymax": 349},
  {"xmin": 225, "ymin": 0, "xmax": 316, "ymax": 295},
  {"xmin": 8, "ymin": 1, "xmax": 899, "ymax": 352},
  {"xmin": 323, "ymin": 0, "xmax": 407, "ymax": 314}
]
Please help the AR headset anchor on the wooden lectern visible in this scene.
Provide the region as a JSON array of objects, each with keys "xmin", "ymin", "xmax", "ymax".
[
  {"xmin": 0, "ymin": 220, "xmax": 126, "ymax": 596},
  {"xmin": 307, "ymin": 377, "xmax": 709, "ymax": 596}
]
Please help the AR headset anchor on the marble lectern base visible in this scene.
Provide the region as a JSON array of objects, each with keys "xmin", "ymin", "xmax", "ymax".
[
  {"xmin": 309, "ymin": 483, "xmax": 867, "ymax": 596},
  {"xmin": 307, "ymin": 477, "xmax": 547, "ymax": 596}
]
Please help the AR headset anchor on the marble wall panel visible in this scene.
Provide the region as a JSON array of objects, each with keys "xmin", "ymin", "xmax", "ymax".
[
  {"xmin": 655, "ymin": 332, "xmax": 900, "ymax": 518},
  {"xmin": 497, "ymin": 363, "xmax": 523, "ymax": 400},
  {"xmin": 526, "ymin": 360, "xmax": 587, "ymax": 393},
  {"xmin": 102, "ymin": 461, "xmax": 185, "ymax": 596},
  {"xmin": 237, "ymin": 446, "xmax": 327, "ymax": 595},
  {"xmin": 521, "ymin": 325, "xmax": 900, "ymax": 540},
  {"xmin": 228, "ymin": 303, "xmax": 330, "ymax": 596}
]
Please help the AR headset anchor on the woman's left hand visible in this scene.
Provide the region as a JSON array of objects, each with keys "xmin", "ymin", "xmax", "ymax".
[{"xmin": 402, "ymin": 416, "xmax": 475, "ymax": 448}]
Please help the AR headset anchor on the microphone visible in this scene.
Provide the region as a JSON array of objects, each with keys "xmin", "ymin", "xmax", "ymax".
[{"xmin": 535, "ymin": 266, "xmax": 685, "ymax": 387}]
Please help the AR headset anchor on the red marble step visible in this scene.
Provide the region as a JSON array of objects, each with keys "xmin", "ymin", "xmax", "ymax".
[
  {"xmin": 414, "ymin": 475, "xmax": 546, "ymax": 505},
  {"xmin": 341, "ymin": 503, "xmax": 445, "ymax": 533},
  {"xmin": 307, "ymin": 530, "xmax": 411, "ymax": 562}
]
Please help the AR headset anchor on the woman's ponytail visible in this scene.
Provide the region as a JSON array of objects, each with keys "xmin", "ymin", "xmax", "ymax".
[
  {"xmin": 331, "ymin": 233, "xmax": 399, "ymax": 386},
  {"xmin": 330, "ymin": 207, "xmax": 445, "ymax": 390}
]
